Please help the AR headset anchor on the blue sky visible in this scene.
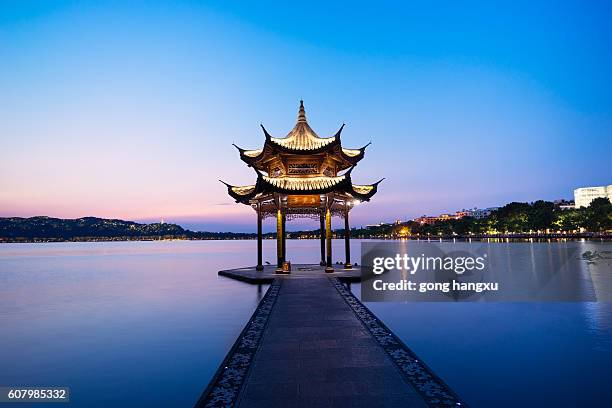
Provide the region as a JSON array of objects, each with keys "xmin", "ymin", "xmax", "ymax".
[{"xmin": 1, "ymin": 1, "xmax": 611, "ymax": 231}]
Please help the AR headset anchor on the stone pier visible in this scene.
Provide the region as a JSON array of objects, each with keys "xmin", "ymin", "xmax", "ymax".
[{"xmin": 195, "ymin": 265, "xmax": 464, "ymax": 408}]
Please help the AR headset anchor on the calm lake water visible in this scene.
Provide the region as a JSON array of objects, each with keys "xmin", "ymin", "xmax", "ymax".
[{"xmin": 0, "ymin": 240, "xmax": 611, "ymax": 407}]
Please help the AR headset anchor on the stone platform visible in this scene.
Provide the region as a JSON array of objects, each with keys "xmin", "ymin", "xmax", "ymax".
[
  {"xmin": 218, "ymin": 263, "xmax": 362, "ymax": 284},
  {"xmin": 196, "ymin": 266, "xmax": 465, "ymax": 407}
]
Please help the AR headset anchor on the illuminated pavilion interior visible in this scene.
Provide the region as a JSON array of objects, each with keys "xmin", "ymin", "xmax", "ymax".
[{"xmin": 222, "ymin": 101, "xmax": 382, "ymax": 273}]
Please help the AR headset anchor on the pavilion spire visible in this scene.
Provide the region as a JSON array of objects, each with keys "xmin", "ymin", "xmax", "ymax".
[{"xmin": 297, "ymin": 100, "xmax": 307, "ymax": 123}]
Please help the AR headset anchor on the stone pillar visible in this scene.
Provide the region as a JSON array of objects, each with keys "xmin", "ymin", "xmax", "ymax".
[
  {"xmin": 325, "ymin": 208, "xmax": 334, "ymax": 273},
  {"xmin": 344, "ymin": 208, "xmax": 352, "ymax": 269},
  {"xmin": 276, "ymin": 208, "xmax": 283, "ymax": 270},
  {"xmin": 256, "ymin": 207, "xmax": 263, "ymax": 271},
  {"xmin": 319, "ymin": 209, "xmax": 326, "ymax": 266}
]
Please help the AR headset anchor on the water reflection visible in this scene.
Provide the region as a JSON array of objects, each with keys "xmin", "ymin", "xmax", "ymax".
[
  {"xmin": 0, "ymin": 241, "xmax": 268, "ymax": 408},
  {"xmin": 0, "ymin": 240, "xmax": 611, "ymax": 408}
]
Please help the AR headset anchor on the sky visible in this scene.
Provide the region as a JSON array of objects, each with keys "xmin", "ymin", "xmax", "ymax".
[{"xmin": 1, "ymin": 1, "xmax": 611, "ymax": 232}]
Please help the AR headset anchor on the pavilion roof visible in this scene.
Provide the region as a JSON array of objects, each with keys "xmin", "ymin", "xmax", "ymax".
[
  {"xmin": 267, "ymin": 101, "xmax": 338, "ymax": 151},
  {"xmin": 233, "ymin": 101, "xmax": 368, "ymax": 169},
  {"xmin": 262, "ymin": 174, "xmax": 346, "ymax": 191},
  {"xmin": 221, "ymin": 168, "xmax": 383, "ymax": 205}
]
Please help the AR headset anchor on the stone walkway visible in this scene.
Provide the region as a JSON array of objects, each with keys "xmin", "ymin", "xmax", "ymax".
[
  {"xmin": 196, "ymin": 266, "xmax": 464, "ymax": 408},
  {"xmin": 238, "ymin": 277, "xmax": 428, "ymax": 407}
]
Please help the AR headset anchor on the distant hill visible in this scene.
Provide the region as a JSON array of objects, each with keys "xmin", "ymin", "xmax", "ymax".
[
  {"xmin": 0, "ymin": 216, "xmax": 256, "ymax": 242},
  {"xmin": 0, "ymin": 216, "xmax": 353, "ymax": 243}
]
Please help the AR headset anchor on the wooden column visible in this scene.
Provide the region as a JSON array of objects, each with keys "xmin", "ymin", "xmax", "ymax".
[
  {"xmin": 325, "ymin": 207, "xmax": 334, "ymax": 273},
  {"xmin": 276, "ymin": 208, "xmax": 283, "ymax": 270},
  {"xmin": 319, "ymin": 209, "xmax": 326, "ymax": 266},
  {"xmin": 256, "ymin": 206, "xmax": 263, "ymax": 271},
  {"xmin": 281, "ymin": 210, "xmax": 286, "ymax": 262},
  {"xmin": 344, "ymin": 207, "xmax": 352, "ymax": 269}
]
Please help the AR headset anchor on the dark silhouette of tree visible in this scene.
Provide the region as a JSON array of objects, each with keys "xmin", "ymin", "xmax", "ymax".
[
  {"xmin": 584, "ymin": 197, "xmax": 612, "ymax": 232},
  {"xmin": 528, "ymin": 200, "xmax": 555, "ymax": 231}
]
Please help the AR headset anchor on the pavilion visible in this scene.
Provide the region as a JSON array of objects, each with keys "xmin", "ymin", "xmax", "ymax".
[{"xmin": 222, "ymin": 101, "xmax": 382, "ymax": 273}]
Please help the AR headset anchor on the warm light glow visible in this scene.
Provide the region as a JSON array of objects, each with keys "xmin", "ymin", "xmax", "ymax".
[
  {"xmin": 287, "ymin": 195, "xmax": 320, "ymax": 207},
  {"xmin": 263, "ymin": 174, "xmax": 345, "ymax": 190},
  {"xmin": 398, "ymin": 227, "xmax": 410, "ymax": 237},
  {"xmin": 270, "ymin": 118, "xmax": 337, "ymax": 151},
  {"xmin": 243, "ymin": 149, "xmax": 263, "ymax": 157},
  {"xmin": 342, "ymin": 148, "xmax": 361, "ymax": 157},
  {"xmin": 231, "ymin": 185, "xmax": 256, "ymax": 195}
]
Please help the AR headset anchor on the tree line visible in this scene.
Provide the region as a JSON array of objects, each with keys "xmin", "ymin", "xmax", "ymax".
[{"xmin": 402, "ymin": 198, "xmax": 612, "ymax": 237}]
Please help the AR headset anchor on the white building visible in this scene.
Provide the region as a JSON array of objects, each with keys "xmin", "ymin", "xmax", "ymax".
[
  {"xmin": 464, "ymin": 207, "xmax": 499, "ymax": 219},
  {"xmin": 554, "ymin": 199, "xmax": 575, "ymax": 210},
  {"xmin": 574, "ymin": 185, "xmax": 612, "ymax": 208},
  {"xmin": 559, "ymin": 203, "xmax": 575, "ymax": 211}
]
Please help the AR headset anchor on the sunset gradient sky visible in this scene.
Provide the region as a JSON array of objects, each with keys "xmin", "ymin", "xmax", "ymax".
[{"xmin": 1, "ymin": 1, "xmax": 611, "ymax": 231}]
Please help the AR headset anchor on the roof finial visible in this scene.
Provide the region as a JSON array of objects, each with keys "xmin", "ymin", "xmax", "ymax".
[{"xmin": 297, "ymin": 100, "xmax": 307, "ymax": 123}]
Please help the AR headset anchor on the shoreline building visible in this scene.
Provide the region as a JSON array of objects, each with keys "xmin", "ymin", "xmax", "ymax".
[
  {"xmin": 414, "ymin": 213, "xmax": 462, "ymax": 225},
  {"xmin": 414, "ymin": 207, "xmax": 499, "ymax": 224},
  {"xmin": 574, "ymin": 185, "xmax": 612, "ymax": 208},
  {"xmin": 222, "ymin": 101, "xmax": 382, "ymax": 273},
  {"xmin": 554, "ymin": 199, "xmax": 575, "ymax": 210},
  {"xmin": 465, "ymin": 207, "xmax": 499, "ymax": 219}
]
